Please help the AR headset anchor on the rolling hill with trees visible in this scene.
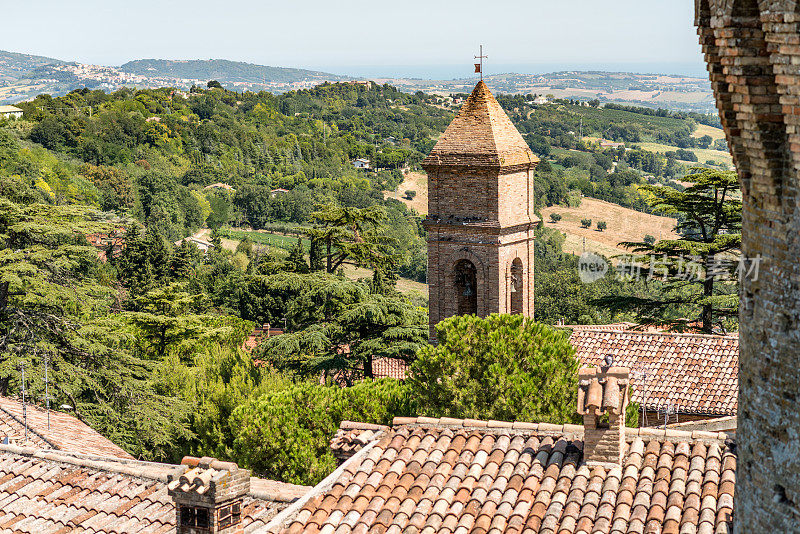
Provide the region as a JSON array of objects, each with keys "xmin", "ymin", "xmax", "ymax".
[
  {"xmin": 0, "ymin": 50, "xmax": 64, "ymax": 84},
  {"xmin": 120, "ymin": 59, "xmax": 341, "ymax": 83}
]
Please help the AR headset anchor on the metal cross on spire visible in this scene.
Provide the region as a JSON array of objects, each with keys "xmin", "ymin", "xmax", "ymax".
[{"xmin": 474, "ymin": 45, "xmax": 488, "ymax": 81}]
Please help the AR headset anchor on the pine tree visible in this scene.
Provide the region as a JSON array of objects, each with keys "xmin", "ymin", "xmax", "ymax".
[
  {"xmin": 408, "ymin": 314, "xmax": 579, "ymax": 424},
  {"xmin": 170, "ymin": 240, "xmax": 195, "ymax": 280},
  {"xmin": 597, "ymin": 168, "xmax": 742, "ymax": 333},
  {"xmin": 307, "ymin": 204, "xmax": 395, "ymax": 274},
  {"xmin": 308, "ymin": 236, "xmax": 325, "ymax": 271},
  {"xmin": 284, "ymin": 237, "xmax": 309, "ymax": 273}
]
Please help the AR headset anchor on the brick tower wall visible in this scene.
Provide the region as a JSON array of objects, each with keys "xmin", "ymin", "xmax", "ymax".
[
  {"xmin": 425, "ymin": 165, "xmax": 536, "ymax": 342},
  {"xmin": 697, "ymin": 1, "xmax": 800, "ymax": 530}
]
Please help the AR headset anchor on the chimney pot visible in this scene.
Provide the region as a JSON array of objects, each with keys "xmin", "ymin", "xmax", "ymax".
[{"xmin": 577, "ymin": 366, "xmax": 630, "ymax": 467}]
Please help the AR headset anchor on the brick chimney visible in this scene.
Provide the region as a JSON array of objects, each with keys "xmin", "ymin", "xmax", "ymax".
[
  {"xmin": 577, "ymin": 366, "xmax": 629, "ymax": 466},
  {"xmin": 167, "ymin": 456, "xmax": 250, "ymax": 534}
]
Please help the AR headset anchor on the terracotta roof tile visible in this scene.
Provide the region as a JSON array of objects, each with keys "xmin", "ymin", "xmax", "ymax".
[
  {"xmin": 0, "ymin": 444, "xmax": 311, "ymax": 533},
  {"xmin": 0, "ymin": 396, "xmax": 134, "ymax": 459},
  {"xmin": 569, "ymin": 329, "xmax": 738, "ymax": 416},
  {"xmin": 370, "ymin": 329, "xmax": 738, "ymax": 417},
  {"xmin": 422, "ymin": 81, "xmax": 538, "ymax": 168},
  {"xmin": 278, "ymin": 417, "xmax": 735, "ymax": 534},
  {"xmin": 372, "ymin": 358, "xmax": 409, "ymax": 380}
]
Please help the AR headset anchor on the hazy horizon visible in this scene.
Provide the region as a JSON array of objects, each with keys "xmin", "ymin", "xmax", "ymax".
[{"xmin": 3, "ymin": 1, "xmax": 703, "ymax": 79}]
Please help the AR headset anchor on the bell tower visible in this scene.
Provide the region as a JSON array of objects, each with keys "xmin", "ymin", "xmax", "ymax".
[{"xmin": 422, "ymin": 81, "xmax": 539, "ymax": 341}]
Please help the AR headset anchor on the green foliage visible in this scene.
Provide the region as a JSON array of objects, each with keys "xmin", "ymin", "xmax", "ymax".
[
  {"xmin": 549, "ymin": 213, "xmax": 562, "ymax": 223},
  {"xmin": 580, "ymin": 218, "xmax": 592, "ymax": 228},
  {"xmin": 308, "ymin": 204, "xmax": 394, "ymax": 274},
  {"xmin": 0, "ymin": 198, "xmax": 191, "ymax": 460},
  {"xmin": 113, "ymin": 225, "xmax": 170, "ymax": 298},
  {"xmin": 284, "ymin": 237, "xmax": 309, "ymax": 273},
  {"xmin": 231, "ymin": 379, "xmax": 414, "ymax": 485},
  {"xmin": 407, "ymin": 314, "xmax": 579, "ymax": 424},
  {"xmin": 597, "ymin": 220, "xmax": 607, "ymax": 231},
  {"xmin": 643, "ymin": 234, "xmax": 656, "ymax": 245},
  {"xmin": 534, "ymin": 226, "xmax": 650, "ymax": 325},
  {"xmin": 404, "ymin": 190, "xmax": 416, "ymax": 200},
  {"xmin": 599, "ymin": 168, "xmax": 742, "ymax": 332},
  {"xmin": 157, "ymin": 344, "xmax": 291, "ymax": 461},
  {"xmin": 252, "ymin": 273, "xmax": 427, "ymax": 379}
]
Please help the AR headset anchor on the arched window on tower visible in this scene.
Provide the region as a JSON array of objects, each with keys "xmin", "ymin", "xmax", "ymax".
[
  {"xmin": 454, "ymin": 259, "xmax": 477, "ymax": 315},
  {"xmin": 510, "ymin": 258, "xmax": 523, "ymax": 315}
]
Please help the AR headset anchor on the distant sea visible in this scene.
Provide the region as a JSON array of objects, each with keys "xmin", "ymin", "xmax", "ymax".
[{"xmin": 312, "ymin": 62, "xmax": 709, "ymax": 80}]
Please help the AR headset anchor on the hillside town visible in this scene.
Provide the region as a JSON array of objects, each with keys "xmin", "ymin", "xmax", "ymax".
[{"xmin": 0, "ymin": 1, "xmax": 798, "ymax": 533}]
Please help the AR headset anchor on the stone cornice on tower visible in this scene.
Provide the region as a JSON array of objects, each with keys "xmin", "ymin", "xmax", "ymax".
[{"xmin": 422, "ymin": 81, "xmax": 539, "ymax": 169}]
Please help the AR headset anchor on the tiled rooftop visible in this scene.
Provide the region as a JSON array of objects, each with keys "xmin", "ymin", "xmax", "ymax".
[
  {"xmin": 422, "ymin": 81, "xmax": 538, "ymax": 168},
  {"xmin": 0, "ymin": 396, "xmax": 134, "ymax": 459},
  {"xmin": 369, "ymin": 327, "xmax": 739, "ymax": 417},
  {"xmin": 273, "ymin": 417, "xmax": 736, "ymax": 534},
  {"xmin": 0, "ymin": 443, "xmax": 310, "ymax": 533},
  {"xmin": 372, "ymin": 357, "xmax": 409, "ymax": 380},
  {"xmin": 569, "ymin": 329, "xmax": 738, "ymax": 416}
]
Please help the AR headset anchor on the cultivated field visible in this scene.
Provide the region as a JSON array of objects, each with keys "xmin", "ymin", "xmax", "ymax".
[
  {"xmin": 384, "ymin": 171, "xmax": 428, "ymax": 214},
  {"xmin": 540, "ymin": 197, "xmax": 679, "ymax": 257},
  {"xmin": 635, "ymin": 141, "xmax": 732, "ymax": 167},
  {"xmin": 695, "ymin": 124, "xmax": 726, "ymax": 141}
]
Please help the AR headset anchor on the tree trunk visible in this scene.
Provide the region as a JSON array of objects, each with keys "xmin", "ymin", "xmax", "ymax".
[
  {"xmin": 364, "ymin": 354, "xmax": 373, "ymax": 379},
  {"xmin": 326, "ymin": 239, "xmax": 332, "ymax": 273},
  {"xmin": 702, "ymin": 255, "xmax": 714, "ymax": 333}
]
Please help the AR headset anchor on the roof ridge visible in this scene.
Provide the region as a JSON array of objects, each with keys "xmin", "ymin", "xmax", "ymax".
[
  {"xmin": 569, "ymin": 328, "xmax": 739, "ymax": 340},
  {"xmin": 0, "ymin": 401, "xmax": 58, "ymax": 450},
  {"xmin": 0, "ymin": 442, "xmax": 305, "ymax": 501},
  {"xmin": 0, "ymin": 442, "xmax": 178, "ymax": 482},
  {"xmin": 422, "ymin": 81, "xmax": 537, "ymax": 168},
  {"xmin": 473, "ymin": 81, "xmax": 502, "ymax": 159},
  {"xmin": 390, "ymin": 416, "xmax": 731, "ymax": 443}
]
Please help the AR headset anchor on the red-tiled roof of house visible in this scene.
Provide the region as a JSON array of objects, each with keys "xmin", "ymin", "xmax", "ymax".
[
  {"xmin": 563, "ymin": 322, "xmax": 640, "ymax": 332},
  {"xmin": 270, "ymin": 416, "xmax": 735, "ymax": 533},
  {"xmin": 0, "ymin": 444, "xmax": 310, "ymax": 533},
  {"xmin": 569, "ymin": 329, "xmax": 738, "ymax": 416},
  {"xmin": 243, "ymin": 325, "xmax": 285, "ymax": 353},
  {"xmin": 0, "ymin": 396, "xmax": 133, "ymax": 459},
  {"xmin": 422, "ymin": 81, "xmax": 539, "ymax": 168},
  {"xmin": 372, "ymin": 357, "xmax": 408, "ymax": 380},
  {"xmin": 369, "ymin": 327, "xmax": 739, "ymax": 417}
]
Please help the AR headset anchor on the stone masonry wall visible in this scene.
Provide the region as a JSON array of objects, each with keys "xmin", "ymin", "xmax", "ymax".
[{"xmin": 696, "ymin": 1, "xmax": 800, "ymax": 530}]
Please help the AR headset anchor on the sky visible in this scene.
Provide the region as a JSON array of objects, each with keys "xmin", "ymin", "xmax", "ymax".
[{"xmin": 2, "ymin": 1, "xmax": 705, "ymax": 77}]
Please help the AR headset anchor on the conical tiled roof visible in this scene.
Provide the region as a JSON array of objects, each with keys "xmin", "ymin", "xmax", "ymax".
[{"xmin": 422, "ymin": 81, "xmax": 538, "ymax": 167}]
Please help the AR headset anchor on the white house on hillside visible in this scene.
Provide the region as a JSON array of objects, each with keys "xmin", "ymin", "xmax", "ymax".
[
  {"xmin": 0, "ymin": 106, "xmax": 23, "ymax": 120},
  {"xmin": 352, "ymin": 158, "xmax": 370, "ymax": 169}
]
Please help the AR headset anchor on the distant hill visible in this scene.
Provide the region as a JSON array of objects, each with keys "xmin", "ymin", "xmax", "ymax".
[
  {"xmin": 0, "ymin": 50, "xmax": 64, "ymax": 83},
  {"xmin": 120, "ymin": 59, "xmax": 341, "ymax": 84}
]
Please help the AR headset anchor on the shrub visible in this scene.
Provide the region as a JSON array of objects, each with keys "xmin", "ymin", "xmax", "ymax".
[
  {"xmin": 643, "ymin": 234, "xmax": 656, "ymax": 245},
  {"xmin": 404, "ymin": 190, "xmax": 417, "ymax": 200},
  {"xmin": 580, "ymin": 218, "xmax": 592, "ymax": 228},
  {"xmin": 231, "ymin": 379, "xmax": 414, "ymax": 485},
  {"xmin": 597, "ymin": 221, "xmax": 607, "ymax": 231},
  {"xmin": 549, "ymin": 213, "xmax": 562, "ymax": 223}
]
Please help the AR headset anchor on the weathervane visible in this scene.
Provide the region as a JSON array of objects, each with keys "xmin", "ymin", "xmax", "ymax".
[{"xmin": 474, "ymin": 45, "xmax": 488, "ymax": 81}]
